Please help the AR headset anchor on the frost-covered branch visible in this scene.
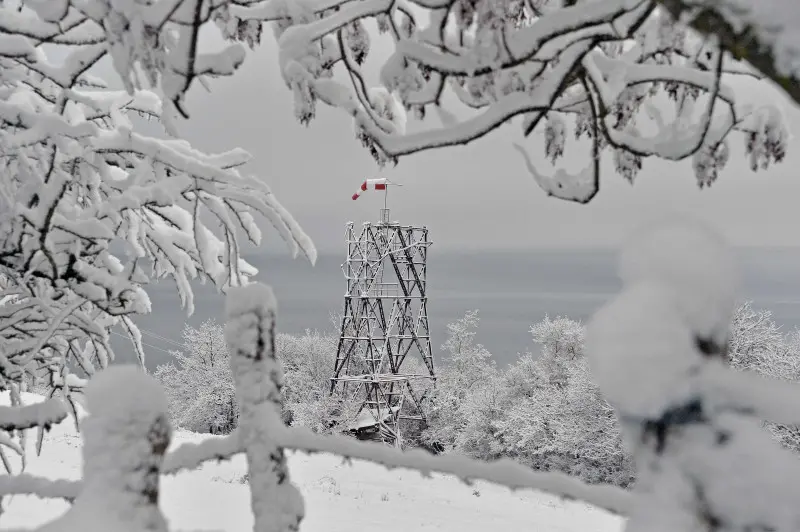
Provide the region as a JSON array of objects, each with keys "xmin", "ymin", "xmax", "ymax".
[
  {"xmin": 273, "ymin": 426, "xmax": 633, "ymax": 516},
  {"xmin": 0, "ymin": 474, "xmax": 79, "ymax": 502},
  {"xmin": 657, "ymin": 0, "xmax": 800, "ymax": 106},
  {"xmin": 0, "ymin": 398, "xmax": 68, "ymax": 432},
  {"xmin": 225, "ymin": 283, "xmax": 304, "ymax": 532},
  {"xmin": 162, "ymin": 432, "xmax": 242, "ymax": 475},
  {"xmin": 248, "ymin": 0, "xmax": 789, "ymax": 198},
  {"xmin": 0, "ymin": 0, "xmax": 316, "ymax": 461}
]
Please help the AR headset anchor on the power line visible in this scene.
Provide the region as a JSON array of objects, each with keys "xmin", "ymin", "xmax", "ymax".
[
  {"xmin": 139, "ymin": 328, "xmax": 187, "ymax": 349},
  {"xmin": 109, "ymin": 330, "xmax": 176, "ymax": 355}
]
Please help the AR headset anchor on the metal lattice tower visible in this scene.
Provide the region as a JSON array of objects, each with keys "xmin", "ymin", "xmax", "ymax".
[{"xmin": 331, "ymin": 208, "xmax": 435, "ymax": 447}]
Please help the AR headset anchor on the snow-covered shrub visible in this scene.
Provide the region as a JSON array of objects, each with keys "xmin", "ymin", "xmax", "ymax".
[
  {"xmin": 426, "ymin": 301, "xmax": 800, "ymax": 488},
  {"xmin": 0, "ymin": 1, "xmax": 315, "ymax": 458},
  {"xmin": 727, "ymin": 303, "xmax": 800, "ymax": 452},
  {"xmin": 425, "ymin": 312, "xmax": 631, "ymax": 485},
  {"xmin": 153, "ymin": 322, "xmax": 364, "ymax": 435},
  {"xmin": 288, "ymin": 393, "xmax": 362, "ymax": 436},
  {"xmin": 496, "ymin": 316, "xmax": 632, "ymax": 486},
  {"xmin": 154, "ymin": 320, "xmax": 237, "ymax": 434},
  {"xmin": 422, "ymin": 311, "xmax": 498, "ymax": 452},
  {"xmin": 276, "ymin": 330, "xmax": 338, "ymax": 426},
  {"xmin": 276, "ymin": 329, "xmax": 366, "ymax": 434},
  {"xmin": 728, "ymin": 302, "xmax": 797, "ymax": 378}
]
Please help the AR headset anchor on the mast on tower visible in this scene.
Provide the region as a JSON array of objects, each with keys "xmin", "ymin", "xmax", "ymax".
[{"xmin": 331, "ymin": 180, "xmax": 435, "ymax": 447}]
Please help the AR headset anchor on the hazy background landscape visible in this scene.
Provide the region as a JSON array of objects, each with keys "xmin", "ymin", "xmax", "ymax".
[{"xmin": 113, "ymin": 247, "xmax": 800, "ymax": 370}]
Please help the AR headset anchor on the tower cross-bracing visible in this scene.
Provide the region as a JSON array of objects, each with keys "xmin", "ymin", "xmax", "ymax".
[{"xmin": 330, "ymin": 208, "xmax": 435, "ymax": 447}]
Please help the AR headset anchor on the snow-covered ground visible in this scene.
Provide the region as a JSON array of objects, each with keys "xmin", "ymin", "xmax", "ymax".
[{"xmin": 2, "ymin": 393, "xmax": 623, "ymax": 532}]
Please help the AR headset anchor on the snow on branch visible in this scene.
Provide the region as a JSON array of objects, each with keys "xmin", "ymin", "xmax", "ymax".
[
  {"xmin": 271, "ymin": 426, "xmax": 633, "ymax": 516},
  {"xmin": 0, "ymin": 474, "xmax": 79, "ymax": 502},
  {"xmin": 161, "ymin": 432, "xmax": 243, "ymax": 475},
  {"xmin": 699, "ymin": 363, "xmax": 800, "ymax": 428},
  {"xmin": 0, "ymin": 0, "xmax": 316, "ymax": 461},
  {"xmin": 586, "ymin": 217, "xmax": 800, "ymax": 532},
  {"xmin": 252, "ymin": 0, "xmax": 789, "ymax": 199},
  {"xmin": 45, "ymin": 366, "xmax": 173, "ymax": 532},
  {"xmin": 512, "ymin": 142, "xmax": 598, "ymax": 203},
  {"xmin": 0, "ymin": 434, "xmax": 245, "ymax": 502},
  {"xmin": 0, "ymin": 398, "xmax": 68, "ymax": 432},
  {"xmin": 657, "ymin": 0, "xmax": 800, "ymax": 106},
  {"xmin": 225, "ymin": 283, "xmax": 305, "ymax": 532}
]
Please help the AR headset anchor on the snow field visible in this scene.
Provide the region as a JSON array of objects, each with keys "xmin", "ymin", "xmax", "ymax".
[{"xmin": 1, "ymin": 393, "xmax": 622, "ymax": 532}]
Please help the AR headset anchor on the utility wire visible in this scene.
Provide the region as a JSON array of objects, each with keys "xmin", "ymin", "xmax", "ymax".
[{"xmin": 109, "ymin": 330, "xmax": 176, "ymax": 355}]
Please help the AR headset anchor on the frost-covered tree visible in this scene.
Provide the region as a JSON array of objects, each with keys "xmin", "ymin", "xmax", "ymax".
[
  {"xmin": 0, "ymin": 0, "xmax": 315, "ymax": 454},
  {"xmin": 153, "ymin": 323, "xmax": 365, "ymax": 435},
  {"xmin": 227, "ymin": 0, "xmax": 789, "ymax": 201},
  {"xmin": 496, "ymin": 316, "xmax": 631, "ymax": 486},
  {"xmin": 424, "ymin": 311, "xmax": 630, "ymax": 485},
  {"xmin": 154, "ymin": 320, "xmax": 237, "ymax": 434},
  {"xmin": 422, "ymin": 310, "xmax": 497, "ymax": 451},
  {"xmin": 727, "ymin": 303, "xmax": 800, "ymax": 453},
  {"xmin": 276, "ymin": 329, "xmax": 361, "ymax": 433},
  {"xmin": 277, "ymin": 330, "xmax": 337, "ymax": 414},
  {"xmin": 728, "ymin": 302, "xmax": 796, "ymax": 378}
]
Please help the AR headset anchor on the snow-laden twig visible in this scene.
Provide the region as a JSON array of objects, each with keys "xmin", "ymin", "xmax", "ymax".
[
  {"xmin": 6, "ymin": 421, "xmax": 634, "ymax": 518},
  {"xmin": 162, "ymin": 432, "xmax": 242, "ymax": 475},
  {"xmin": 0, "ymin": 399, "xmax": 68, "ymax": 432},
  {"xmin": 0, "ymin": 474, "xmax": 79, "ymax": 501},
  {"xmin": 658, "ymin": 0, "xmax": 800, "ymax": 106},
  {"xmin": 274, "ymin": 426, "xmax": 633, "ymax": 515},
  {"xmin": 699, "ymin": 362, "xmax": 800, "ymax": 427}
]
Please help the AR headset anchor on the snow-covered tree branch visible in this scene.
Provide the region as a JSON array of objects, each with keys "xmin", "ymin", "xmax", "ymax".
[
  {"xmin": 657, "ymin": 0, "xmax": 800, "ymax": 107},
  {"xmin": 586, "ymin": 218, "xmax": 800, "ymax": 532},
  {"xmin": 232, "ymin": 0, "xmax": 791, "ymax": 202},
  {"xmin": 225, "ymin": 283, "xmax": 304, "ymax": 532},
  {"xmin": 0, "ymin": 1, "xmax": 315, "ymax": 447}
]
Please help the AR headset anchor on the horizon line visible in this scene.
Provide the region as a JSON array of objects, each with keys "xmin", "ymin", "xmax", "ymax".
[{"xmin": 251, "ymin": 244, "xmax": 800, "ymax": 256}]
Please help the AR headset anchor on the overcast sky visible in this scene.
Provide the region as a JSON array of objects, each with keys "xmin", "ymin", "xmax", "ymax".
[{"xmin": 161, "ymin": 30, "xmax": 800, "ymax": 255}]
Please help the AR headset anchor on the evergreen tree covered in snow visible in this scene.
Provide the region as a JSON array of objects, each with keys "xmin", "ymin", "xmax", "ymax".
[
  {"xmin": 233, "ymin": 0, "xmax": 790, "ymax": 201},
  {"xmin": 0, "ymin": 0, "xmax": 315, "ymax": 457}
]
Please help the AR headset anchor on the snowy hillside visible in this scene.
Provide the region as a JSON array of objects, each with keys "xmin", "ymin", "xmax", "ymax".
[{"xmin": 2, "ymin": 393, "xmax": 623, "ymax": 532}]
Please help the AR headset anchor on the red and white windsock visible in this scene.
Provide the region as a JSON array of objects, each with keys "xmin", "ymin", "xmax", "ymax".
[{"xmin": 352, "ymin": 178, "xmax": 395, "ymax": 200}]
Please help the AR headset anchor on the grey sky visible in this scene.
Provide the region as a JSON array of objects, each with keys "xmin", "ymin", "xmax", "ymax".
[{"xmin": 166, "ymin": 31, "xmax": 800, "ymax": 255}]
